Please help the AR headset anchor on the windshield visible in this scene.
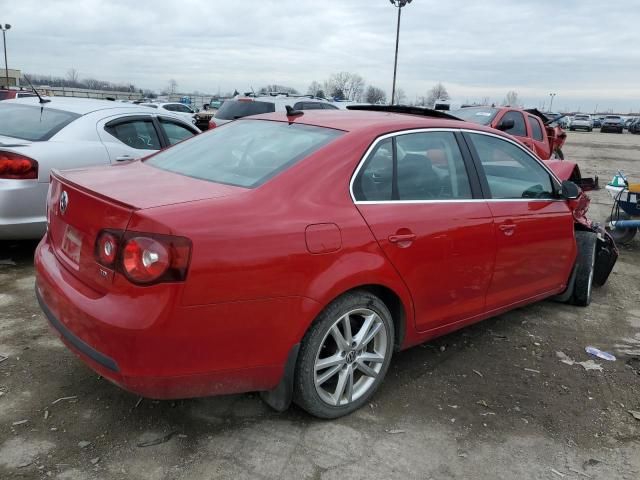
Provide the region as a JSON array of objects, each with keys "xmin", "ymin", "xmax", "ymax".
[
  {"xmin": 605, "ymin": 116, "xmax": 621, "ymax": 120},
  {"xmin": 450, "ymin": 107, "xmax": 499, "ymax": 125},
  {"xmin": 214, "ymin": 100, "xmax": 275, "ymax": 120},
  {"xmin": 575, "ymin": 115, "xmax": 589, "ymax": 120},
  {"xmin": 146, "ymin": 119, "xmax": 343, "ymax": 188},
  {"xmin": 0, "ymin": 103, "xmax": 80, "ymax": 141}
]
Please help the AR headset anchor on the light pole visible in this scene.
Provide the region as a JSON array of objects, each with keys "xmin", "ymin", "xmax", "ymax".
[
  {"xmin": 549, "ymin": 92, "xmax": 556, "ymax": 112},
  {"xmin": 0, "ymin": 24, "xmax": 10, "ymax": 88},
  {"xmin": 390, "ymin": 0, "xmax": 412, "ymax": 105}
]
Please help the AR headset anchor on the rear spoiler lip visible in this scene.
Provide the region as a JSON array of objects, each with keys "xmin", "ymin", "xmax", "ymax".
[{"xmin": 50, "ymin": 169, "xmax": 139, "ymax": 211}]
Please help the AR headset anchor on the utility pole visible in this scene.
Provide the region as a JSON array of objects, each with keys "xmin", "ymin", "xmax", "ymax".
[
  {"xmin": 549, "ymin": 92, "xmax": 556, "ymax": 112},
  {"xmin": 1, "ymin": 24, "xmax": 11, "ymax": 88},
  {"xmin": 390, "ymin": 0, "xmax": 412, "ymax": 105}
]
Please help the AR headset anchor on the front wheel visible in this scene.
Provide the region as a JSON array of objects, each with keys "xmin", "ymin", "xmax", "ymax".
[
  {"xmin": 293, "ymin": 291, "xmax": 394, "ymax": 418},
  {"xmin": 572, "ymin": 231, "xmax": 597, "ymax": 307}
]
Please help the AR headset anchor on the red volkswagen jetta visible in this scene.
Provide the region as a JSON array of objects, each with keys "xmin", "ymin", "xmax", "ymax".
[{"xmin": 35, "ymin": 106, "xmax": 617, "ymax": 418}]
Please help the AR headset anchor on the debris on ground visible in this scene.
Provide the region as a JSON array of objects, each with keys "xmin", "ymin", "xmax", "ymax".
[
  {"xmin": 385, "ymin": 429, "xmax": 406, "ymax": 434},
  {"xmin": 137, "ymin": 431, "xmax": 178, "ymax": 447},
  {"xmin": 585, "ymin": 346, "xmax": 616, "ymax": 361},
  {"xmin": 0, "ymin": 354, "xmax": 8, "ymax": 363},
  {"xmin": 550, "ymin": 467, "xmax": 566, "ymax": 477},
  {"xmin": 134, "ymin": 397, "xmax": 143, "ymax": 409},
  {"xmin": 51, "ymin": 395, "xmax": 78, "ymax": 405},
  {"xmin": 472, "ymin": 369, "xmax": 484, "ymax": 377},
  {"xmin": 12, "ymin": 419, "xmax": 28, "ymax": 426},
  {"xmin": 78, "ymin": 441, "xmax": 91, "ymax": 448},
  {"xmin": 44, "ymin": 410, "xmax": 49, "ymax": 420},
  {"xmin": 90, "ymin": 457, "xmax": 101, "ymax": 465},
  {"xmin": 524, "ymin": 368, "xmax": 540, "ymax": 374},
  {"xmin": 628, "ymin": 410, "xmax": 640, "ymax": 421},
  {"xmin": 556, "ymin": 352, "xmax": 603, "ymax": 371}
]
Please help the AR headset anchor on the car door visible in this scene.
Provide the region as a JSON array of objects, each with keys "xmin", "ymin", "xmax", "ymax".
[
  {"xmin": 527, "ymin": 115, "xmax": 550, "ymax": 159},
  {"xmin": 494, "ymin": 110, "xmax": 533, "ymax": 151},
  {"xmin": 98, "ymin": 115, "xmax": 163, "ymax": 162},
  {"xmin": 352, "ymin": 130, "xmax": 495, "ymax": 332},
  {"xmin": 463, "ymin": 131, "xmax": 575, "ymax": 311}
]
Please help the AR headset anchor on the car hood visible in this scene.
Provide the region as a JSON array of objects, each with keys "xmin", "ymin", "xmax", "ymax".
[{"xmin": 55, "ymin": 160, "xmax": 246, "ymax": 210}]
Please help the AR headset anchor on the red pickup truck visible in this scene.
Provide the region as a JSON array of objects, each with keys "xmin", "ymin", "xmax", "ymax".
[{"xmin": 453, "ymin": 106, "xmax": 597, "ymax": 190}]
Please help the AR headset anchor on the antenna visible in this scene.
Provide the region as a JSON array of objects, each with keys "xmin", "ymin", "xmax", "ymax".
[{"xmin": 22, "ymin": 75, "xmax": 50, "ymax": 104}]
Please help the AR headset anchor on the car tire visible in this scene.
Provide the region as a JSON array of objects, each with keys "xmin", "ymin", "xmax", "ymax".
[
  {"xmin": 571, "ymin": 231, "xmax": 597, "ymax": 307},
  {"xmin": 606, "ymin": 212, "xmax": 638, "ymax": 245},
  {"xmin": 293, "ymin": 290, "xmax": 394, "ymax": 419},
  {"xmin": 570, "ymin": 127, "xmax": 574, "ymax": 131}
]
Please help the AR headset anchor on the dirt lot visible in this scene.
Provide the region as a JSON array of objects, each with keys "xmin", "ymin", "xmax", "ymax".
[{"xmin": 1, "ymin": 130, "xmax": 639, "ymax": 480}]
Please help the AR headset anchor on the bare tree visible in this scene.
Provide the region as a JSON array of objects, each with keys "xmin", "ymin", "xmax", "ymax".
[
  {"xmin": 66, "ymin": 68, "xmax": 79, "ymax": 85},
  {"xmin": 307, "ymin": 81, "xmax": 324, "ymax": 97},
  {"xmin": 258, "ymin": 84, "xmax": 299, "ymax": 95},
  {"xmin": 395, "ymin": 88, "xmax": 407, "ymax": 105},
  {"xmin": 365, "ymin": 85, "xmax": 387, "ymax": 104},
  {"xmin": 503, "ymin": 90, "xmax": 520, "ymax": 106},
  {"xmin": 168, "ymin": 79, "xmax": 178, "ymax": 95},
  {"xmin": 425, "ymin": 82, "xmax": 450, "ymax": 107},
  {"xmin": 324, "ymin": 72, "xmax": 365, "ymax": 101}
]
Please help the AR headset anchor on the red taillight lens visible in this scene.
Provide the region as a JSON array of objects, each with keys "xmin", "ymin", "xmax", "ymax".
[
  {"xmin": 122, "ymin": 237, "xmax": 170, "ymax": 283},
  {"xmin": 208, "ymin": 119, "xmax": 217, "ymax": 129},
  {"xmin": 0, "ymin": 151, "xmax": 38, "ymax": 179},
  {"xmin": 95, "ymin": 231, "xmax": 120, "ymax": 267}
]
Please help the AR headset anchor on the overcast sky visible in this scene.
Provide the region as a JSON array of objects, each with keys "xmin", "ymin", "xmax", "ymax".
[{"xmin": 4, "ymin": 0, "xmax": 639, "ymax": 111}]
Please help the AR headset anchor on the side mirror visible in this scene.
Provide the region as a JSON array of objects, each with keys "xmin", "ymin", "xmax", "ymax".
[
  {"xmin": 496, "ymin": 119, "xmax": 515, "ymax": 131},
  {"xmin": 560, "ymin": 180, "xmax": 580, "ymax": 199}
]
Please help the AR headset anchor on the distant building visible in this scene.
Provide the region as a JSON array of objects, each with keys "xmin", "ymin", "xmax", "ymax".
[{"xmin": 1, "ymin": 68, "xmax": 21, "ymax": 88}]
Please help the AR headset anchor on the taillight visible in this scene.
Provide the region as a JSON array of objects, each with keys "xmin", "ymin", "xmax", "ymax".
[
  {"xmin": 94, "ymin": 230, "xmax": 191, "ymax": 285},
  {"xmin": 208, "ymin": 119, "xmax": 217, "ymax": 129},
  {"xmin": 95, "ymin": 231, "xmax": 120, "ymax": 268},
  {"xmin": 0, "ymin": 151, "xmax": 38, "ymax": 179}
]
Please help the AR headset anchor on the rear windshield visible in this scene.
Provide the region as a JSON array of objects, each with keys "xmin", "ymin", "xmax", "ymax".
[
  {"xmin": 0, "ymin": 103, "xmax": 80, "ymax": 141},
  {"xmin": 146, "ymin": 120, "xmax": 343, "ymax": 188},
  {"xmin": 214, "ymin": 100, "xmax": 275, "ymax": 120},
  {"xmin": 574, "ymin": 115, "xmax": 589, "ymax": 120},
  {"xmin": 605, "ymin": 116, "xmax": 621, "ymax": 120},
  {"xmin": 451, "ymin": 107, "xmax": 499, "ymax": 125}
]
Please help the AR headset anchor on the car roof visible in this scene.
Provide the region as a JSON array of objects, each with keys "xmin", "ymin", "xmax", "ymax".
[
  {"xmin": 246, "ymin": 109, "xmax": 496, "ymax": 136},
  {"xmin": 5, "ymin": 97, "xmax": 156, "ymax": 115}
]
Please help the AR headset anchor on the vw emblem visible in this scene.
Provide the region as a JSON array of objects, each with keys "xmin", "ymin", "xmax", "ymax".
[
  {"xmin": 59, "ymin": 191, "xmax": 69, "ymax": 214},
  {"xmin": 345, "ymin": 350, "xmax": 357, "ymax": 364}
]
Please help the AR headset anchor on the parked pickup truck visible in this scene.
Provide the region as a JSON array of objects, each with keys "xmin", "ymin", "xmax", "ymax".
[{"xmin": 452, "ymin": 106, "xmax": 598, "ymax": 191}]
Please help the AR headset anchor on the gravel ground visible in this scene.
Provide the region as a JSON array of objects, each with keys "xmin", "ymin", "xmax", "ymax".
[{"xmin": 1, "ymin": 130, "xmax": 639, "ymax": 480}]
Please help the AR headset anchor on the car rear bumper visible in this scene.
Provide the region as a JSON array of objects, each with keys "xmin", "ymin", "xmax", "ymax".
[
  {"xmin": 34, "ymin": 237, "xmax": 314, "ymax": 399},
  {"xmin": 0, "ymin": 180, "xmax": 48, "ymax": 239}
]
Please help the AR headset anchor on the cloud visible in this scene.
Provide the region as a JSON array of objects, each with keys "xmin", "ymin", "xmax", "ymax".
[{"xmin": 5, "ymin": 0, "xmax": 639, "ymax": 111}]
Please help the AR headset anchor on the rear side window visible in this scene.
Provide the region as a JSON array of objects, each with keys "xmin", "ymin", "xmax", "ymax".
[
  {"xmin": 146, "ymin": 120, "xmax": 342, "ymax": 188},
  {"xmin": 0, "ymin": 103, "xmax": 80, "ymax": 141},
  {"xmin": 215, "ymin": 100, "xmax": 275, "ymax": 120},
  {"xmin": 500, "ymin": 111, "xmax": 527, "ymax": 137},
  {"xmin": 528, "ymin": 116, "xmax": 544, "ymax": 141},
  {"xmin": 105, "ymin": 119, "xmax": 161, "ymax": 150}
]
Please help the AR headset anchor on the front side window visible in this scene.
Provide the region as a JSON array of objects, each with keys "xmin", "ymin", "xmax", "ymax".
[
  {"xmin": 105, "ymin": 119, "xmax": 161, "ymax": 150},
  {"xmin": 353, "ymin": 131, "xmax": 473, "ymax": 201},
  {"xmin": 500, "ymin": 111, "xmax": 527, "ymax": 137},
  {"xmin": 159, "ymin": 118, "xmax": 197, "ymax": 145},
  {"xmin": 528, "ymin": 116, "xmax": 544, "ymax": 141},
  {"xmin": 146, "ymin": 120, "xmax": 342, "ymax": 188},
  {"xmin": 467, "ymin": 133, "xmax": 555, "ymax": 199}
]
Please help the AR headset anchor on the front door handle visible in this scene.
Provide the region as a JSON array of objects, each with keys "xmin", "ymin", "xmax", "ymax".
[
  {"xmin": 388, "ymin": 233, "xmax": 416, "ymax": 244},
  {"xmin": 115, "ymin": 154, "xmax": 135, "ymax": 162}
]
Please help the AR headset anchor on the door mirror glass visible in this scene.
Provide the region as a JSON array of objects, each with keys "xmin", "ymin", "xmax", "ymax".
[
  {"xmin": 496, "ymin": 119, "xmax": 515, "ymax": 131},
  {"xmin": 561, "ymin": 180, "xmax": 580, "ymax": 199}
]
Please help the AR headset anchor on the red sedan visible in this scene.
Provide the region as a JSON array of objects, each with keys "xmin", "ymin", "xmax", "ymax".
[{"xmin": 35, "ymin": 106, "xmax": 617, "ymax": 418}]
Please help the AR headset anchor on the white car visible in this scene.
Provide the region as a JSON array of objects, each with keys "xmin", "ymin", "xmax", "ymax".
[
  {"xmin": 0, "ymin": 97, "xmax": 200, "ymax": 239},
  {"xmin": 141, "ymin": 102, "xmax": 197, "ymax": 124},
  {"xmin": 208, "ymin": 95, "xmax": 339, "ymax": 128},
  {"xmin": 569, "ymin": 114, "xmax": 593, "ymax": 132}
]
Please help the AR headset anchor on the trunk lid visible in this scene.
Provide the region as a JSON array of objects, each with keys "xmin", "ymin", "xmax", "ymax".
[{"xmin": 48, "ymin": 162, "xmax": 245, "ymax": 291}]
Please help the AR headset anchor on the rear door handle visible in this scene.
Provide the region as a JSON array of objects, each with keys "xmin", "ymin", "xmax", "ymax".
[
  {"xmin": 388, "ymin": 233, "xmax": 416, "ymax": 244},
  {"xmin": 499, "ymin": 224, "xmax": 517, "ymax": 236}
]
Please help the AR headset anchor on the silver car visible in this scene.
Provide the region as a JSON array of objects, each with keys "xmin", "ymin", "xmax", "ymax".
[{"xmin": 0, "ymin": 97, "xmax": 200, "ymax": 240}]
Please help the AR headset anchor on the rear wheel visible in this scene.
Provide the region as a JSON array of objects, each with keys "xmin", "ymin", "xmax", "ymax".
[
  {"xmin": 572, "ymin": 231, "xmax": 597, "ymax": 307},
  {"xmin": 606, "ymin": 212, "xmax": 638, "ymax": 245},
  {"xmin": 293, "ymin": 291, "xmax": 394, "ymax": 418}
]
